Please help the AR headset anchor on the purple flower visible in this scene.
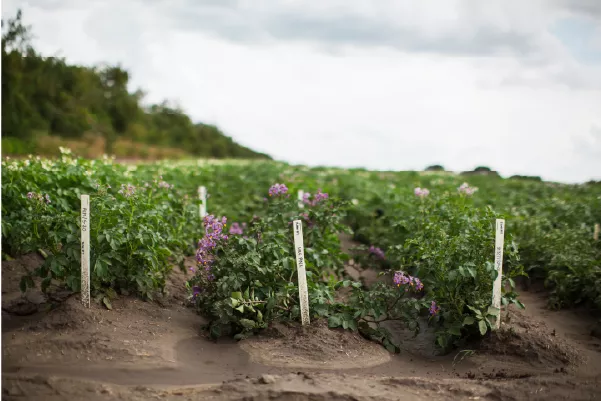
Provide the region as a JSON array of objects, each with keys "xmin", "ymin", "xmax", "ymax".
[
  {"xmin": 303, "ymin": 190, "xmax": 330, "ymax": 206},
  {"xmin": 268, "ymin": 183, "xmax": 288, "ymax": 197},
  {"xmin": 313, "ymin": 189, "xmax": 329, "ymax": 204},
  {"xmin": 414, "ymin": 187, "xmax": 430, "ymax": 198},
  {"xmin": 393, "ymin": 271, "xmax": 424, "ymax": 292},
  {"xmin": 26, "ymin": 192, "xmax": 51, "ymax": 205},
  {"xmin": 458, "ymin": 182, "xmax": 478, "ymax": 196},
  {"xmin": 157, "ymin": 180, "xmax": 173, "ymax": 189},
  {"xmin": 369, "ymin": 246, "xmax": 386, "ymax": 260},
  {"xmin": 192, "ymin": 286, "xmax": 201, "ymax": 297},
  {"xmin": 412, "ymin": 277, "xmax": 424, "ymax": 291},
  {"xmin": 189, "ymin": 267, "xmax": 196, "ymax": 273},
  {"xmin": 229, "ymin": 222, "xmax": 244, "ymax": 235},
  {"xmin": 118, "ymin": 184, "xmax": 136, "ymax": 198},
  {"xmin": 195, "ymin": 214, "xmax": 230, "ymax": 271},
  {"xmin": 429, "ymin": 301, "xmax": 440, "ymax": 316},
  {"xmin": 393, "ymin": 271, "xmax": 411, "ymax": 286}
]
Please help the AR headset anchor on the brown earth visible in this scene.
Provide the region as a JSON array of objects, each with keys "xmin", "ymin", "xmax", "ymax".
[
  {"xmin": 2, "ymin": 253, "xmax": 601, "ymax": 400},
  {"xmin": 240, "ymin": 319, "xmax": 391, "ymax": 369}
]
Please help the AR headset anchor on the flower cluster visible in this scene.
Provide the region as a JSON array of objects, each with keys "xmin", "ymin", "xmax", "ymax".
[
  {"xmin": 26, "ymin": 192, "xmax": 51, "ymax": 205},
  {"xmin": 268, "ymin": 183, "xmax": 288, "ymax": 197},
  {"xmin": 393, "ymin": 271, "xmax": 424, "ymax": 292},
  {"xmin": 196, "ymin": 215, "xmax": 229, "ymax": 280},
  {"xmin": 369, "ymin": 246, "xmax": 386, "ymax": 260},
  {"xmin": 414, "ymin": 187, "xmax": 430, "ymax": 197},
  {"xmin": 157, "ymin": 180, "xmax": 174, "ymax": 189},
  {"xmin": 457, "ymin": 182, "xmax": 478, "ymax": 196},
  {"xmin": 302, "ymin": 189, "xmax": 330, "ymax": 206},
  {"xmin": 118, "ymin": 184, "xmax": 136, "ymax": 198},
  {"xmin": 229, "ymin": 222, "xmax": 245, "ymax": 235},
  {"xmin": 429, "ymin": 301, "xmax": 440, "ymax": 316}
]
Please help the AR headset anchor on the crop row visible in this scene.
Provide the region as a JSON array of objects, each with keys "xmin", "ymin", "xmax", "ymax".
[{"xmin": 2, "ymin": 150, "xmax": 600, "ymax": 350}]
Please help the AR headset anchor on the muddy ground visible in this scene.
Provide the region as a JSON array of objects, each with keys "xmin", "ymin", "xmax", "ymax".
[{"xmin": 2, "ymin": 252, "xmax": 601, "ymax": 401}]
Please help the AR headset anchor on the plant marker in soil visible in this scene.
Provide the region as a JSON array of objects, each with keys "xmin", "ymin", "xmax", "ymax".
[
  {"xmin": 298, "ymin": 190, "xmax": 304, "ymax": 209},
  {"xmin": 594, "ymin": 223, "xmax": 600, "ymax": 241},
  {"xmin": 293, "ymin": 220, "xmax": 310, "ymax": 325},
  {"xmin": 198, "ymin": 186, "xmax": 207, "ymax": 219},
  {"xmin": 492, "ymin": 219, "xmax": 505, "ymax": 329},
  {"xmin": 81, "ymin": 194, "xmax": 91, "ymax": 308}
]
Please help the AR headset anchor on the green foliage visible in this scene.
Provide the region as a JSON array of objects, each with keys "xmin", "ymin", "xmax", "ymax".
[
  {"xmin": 381, "ymin": 193, "xmax": 525, "ymax": 349},
  {"xmin": 2, "ymin": 152, "xmax": 196, "ymax": 299},
  {"xmin": 187, "ymin": 189, "xmax": 434, "ymax": 350},
  {"xmin": 2, "ymin": 152, "xmax": 600, "ymax": 352},
  {"xmin": 1, "ymin": 10, "xmax": 270, "ymax": 160},
  {"xmin": 188, "ymin": 189, "xmax": 351, "ymax": 337}
]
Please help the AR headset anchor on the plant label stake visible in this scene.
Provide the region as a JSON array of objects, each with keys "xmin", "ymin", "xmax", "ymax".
[
  {"xmin": 198, "ymin": 186, "xmax": 207, "ymax": 219},
  {"xmin": 81, "ymin": 194, "xmax": 90, "ymax": 308},
  {"xmin": 594, "ymin": 223, "xmax": 600, "ymax": 241},
  {"xmin": 298, "ymin": 190, "xmax": 304, "ymax": 209},
  {"xmin": 293, "ymin": 220, "xmax": 310, "ymax": 326},
  {"xmin": 492, "ymin": 219, "xmax": 505, "ymax": 329}
]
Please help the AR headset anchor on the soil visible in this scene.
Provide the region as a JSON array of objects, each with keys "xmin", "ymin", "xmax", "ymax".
[
  {"xmin": 2, "ymin": 253, "xmax": 601, "ymax": 401},
  {"xmin": 240, "ymin": 319, "xmax": 391, "ymax": 369}
]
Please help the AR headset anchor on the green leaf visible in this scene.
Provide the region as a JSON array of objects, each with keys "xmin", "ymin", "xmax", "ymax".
[
  {"xmin": 462, "ymin": 316, "xmax": 475, "ymax": 326},
  {"xmin": 41, "ymin": 277, "xmax": 52, "ymax": 292},
  {"xmin": 447, "ymin": 326, "xmax": 462, "ymax": 336},
  {"xmin": 231, "ymin": 298, "xmax": 240, "ymax": 307},
  {"xmin": 239, "ymin": 319, "xmax": 256, "ymax": 329},
  {"xmin": 231, "ymin": 291, "xmax": 242, "ymax": 300},
  {"xmin": 210, "ymin": 324, "xmax": 221, "ymax": 339},
  {"xmin": 235, "ymin": 305, "xmax": 244, "ymax": 313},
  {"xmin": 385, "ymin": 342, "xmax": 397, "ymax": 353},
  {"xmin": 328, "ymin": 315, "xmax": 342, "ymax": 327},
  {"xmin": 487, "ymin": 306, "xmax": 500, "ymax": 316},
  {"xmin": 102, "ymin": 297, "xmax": 113, "ymax": 310},
  {"xmin": 508, "ymin": 278, "xmax": 515, "ymax": 289},
  {"xmin": 478, "ymin": 320, "xmax": 487, "ymax": 336}
]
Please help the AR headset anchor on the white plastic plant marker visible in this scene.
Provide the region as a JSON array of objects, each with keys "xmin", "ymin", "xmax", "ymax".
[
  {"xmin": 198, "ymin": 186, "xmax": 207, "ymax": 219},
  {"xmin": 293, "ymin": 220, "xmax": 310, "ymax": 325},
  {"xmin": 298, "ymin": 190, "xmax": 304, "ymax": 209},
  {"xmin": 80, "ymin": 194, "xmax": 90, "ymax": 308},
  {"xmin": 492, "ymin": 219, "xmax": 505, "ymax": 329},
  {"xmin": 594, "ymin": 223, "xmax": 600, "ymax": 241}
]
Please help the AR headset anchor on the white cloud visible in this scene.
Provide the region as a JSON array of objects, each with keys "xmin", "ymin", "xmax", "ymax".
[{"xmin": 2, "ymin": 0, "xmax": 601, "ymax": 182}]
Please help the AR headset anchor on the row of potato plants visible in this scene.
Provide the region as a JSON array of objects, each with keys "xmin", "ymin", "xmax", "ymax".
[{"xmin": 2, "ymin": 152, "xmax": 600, "ymax": 351}]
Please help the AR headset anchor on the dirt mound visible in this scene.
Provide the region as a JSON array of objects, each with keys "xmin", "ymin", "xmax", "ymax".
[
  {"xmin": 478, "ymin": 308, "xmax": 583, "ymax": 368},
  {"xmin": 240, "ymin": 319, "xmax": 390, "ymax": 369},
  {"xmin": 4, "ymin": 371, "xmax": 601, "ymax": 401}
]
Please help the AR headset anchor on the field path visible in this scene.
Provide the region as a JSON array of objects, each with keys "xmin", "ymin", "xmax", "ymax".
[{"xmin": 3, "ymin": 253, "xmax": 601, "ymax": 400}]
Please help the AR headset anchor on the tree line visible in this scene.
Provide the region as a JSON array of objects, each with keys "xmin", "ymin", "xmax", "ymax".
[{"xmin": 1, "ymin": 10, "xmax": 271, "ymax": 160}]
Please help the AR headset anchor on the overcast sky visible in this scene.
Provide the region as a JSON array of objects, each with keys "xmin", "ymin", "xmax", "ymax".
[{"xmin": 2, "ymin": 0, "xmax": 601, "ymax": 183}]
